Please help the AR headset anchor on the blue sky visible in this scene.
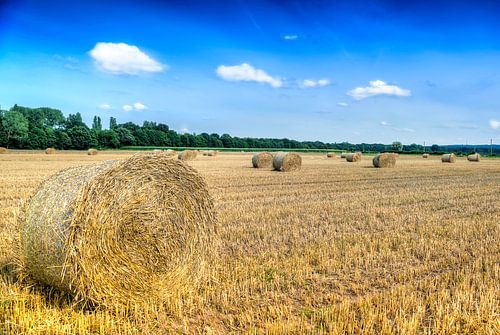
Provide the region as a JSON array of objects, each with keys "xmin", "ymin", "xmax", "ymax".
[{"xmin": 0, "ymin": 0, "xmax": 499, "ymax": 144}]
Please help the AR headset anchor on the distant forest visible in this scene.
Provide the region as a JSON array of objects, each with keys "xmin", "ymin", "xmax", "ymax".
[{"xmin": 0, "ymin": 105, "xmax": 498, "ymax": 155}]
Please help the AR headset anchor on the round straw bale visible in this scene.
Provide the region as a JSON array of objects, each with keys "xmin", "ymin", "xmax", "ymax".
[
  {"xmin": 252, "ymin": 152, "xmax": 273, "ymax": 168},
  {"xmin": 0, "ymin": 147, "xmax": 9, "ymax": 154},
  {"xmin": 178, "ymin": 150, "xmax": 197, "ymax": 161},
  {"xmin": 87, "ymin": 148, "xmax": 98, "ymax": 156},
  {"xmin": 441, "ymin": 153, "xmax": 456, "ymax": 163},
  {"xmin": 20, "ymin": 153, "xmax": 216, "ymax": 305},
  {"xmin": 340, "ymin": 153, "xmax": 347, "ymax": 158},
  {"xmin": 273, "ymin": 152, "xmax": 302, "ymax": 172},
  {"xmin": 326, "ymin": 152, "xmax": 336, "ymax": 158},
  {"xmin": 345, "ymin": 152, "xmax": 361, "ymax": 162},
  {"xmin": 373, "ymin": 153, "xmax": 397, "ymax": 168},
  {"xmin": 467, "ymin": 153, "xmax": 480, "ymax": 162},
  {"xmin": 45, "ymin": 147, "xmax": 56, "ymax": 154},
  {"xmin": 422, "ymin": 153, "xmax": 429, "ymax": 158},
  {"xmin": 207, "ymin": 150, "xmax": 217, "ymax": 157}
]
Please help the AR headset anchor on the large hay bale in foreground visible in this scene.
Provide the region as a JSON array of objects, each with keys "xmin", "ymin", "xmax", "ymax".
[
  {"xmin": 326, "ymin": 152, "xmax": 336, "ymax": 158},
  {"xmin": 45, "ymin": 148, "xmax": 56, "ymax": 155},
  {"xmin": 273, "ymin": 152, "xmax": 302, "ymax": 172},
  {"xmin": 20, "ymin": 153, "xmax": 216, "ymax": 305},
  {"xmin": 0, "ymin": 147, "xmax": 9, "ymax": 154},
  {"xmin": 422, "ymin": 153, "xmax": 429, "ymax": 158},
  {"xmin": 442, "ymin": 153, "xmax": 456, "ymax": 163},
  {"xmin": 87, "ymin": 148, "xmax": 98, "ymax": 156},
  {"xmin": 345, "ymin": 152, "xmax": 361, "ymax": 162},
  {"xmin": 467, "ymin": 153, "xmax": 480, "ymax": 162},
  {"xmin": 373, "ymin": 153, "xmax": 397, "ymax": 168},
  {"xmin": 252, "ymin": 152, "xmax": 274, "ymax": 168},
  {"xmin": 178, "ymin": 150, "xmax": 197, "ymax": 161}
]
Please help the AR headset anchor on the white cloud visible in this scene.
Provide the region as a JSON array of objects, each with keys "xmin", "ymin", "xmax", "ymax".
[
  {"xmin": 283, "ymin": 35, "xmax": 298, "ymax": 40},
  {"xmin": 133, "ymin": 102, "xmax": 147, "ymax": 110},
  {"xmin": 122, "ymin": 105, "xmax": 133, "ymax": 112},
  {"xmin": 380, "ymin": 121, "xmax": 388, "ymax": 126},
  {"xmin": 90, "ymin": 42, "xmax": 165, "ymax": 75},
  {"xmin": 216, "ymin": 63, "xmax": 282, "ymax": 88},
  {"xmin": 490, "ymin": 119, "xmax": 500, "ymax": 129},
  {"xmin": 301, "ymin": 78, "xmax": 330, "ymax": 88},
  {"xmin": 347, "ymin": 80, "xmax": 411, "ymax": 100},
  {"xmin": 98, "ymin": 103, "xmax": 111, "ymax": 110},
  {"xmin": 337, "ymin": 102, "xmax": 349, "ymax": 107},
  {"xmin": 179, "ymin": 127, "xmax": 189, "ymax": 134}
]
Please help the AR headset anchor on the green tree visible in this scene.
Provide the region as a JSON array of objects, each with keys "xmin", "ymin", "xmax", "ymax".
[
  {"xmin": 54, "ymin": 129, "xmax": 72, "ymax": 149},
  {"xmin": 431, "ymin": 144, "xmax": 439, "ymax": 152},
  {"xmin": 115, "ymin": 127, "xmax": 136, "ymax": 146},
  {"xmin": 92, "ymin": 116, "xmax": 102, "ymax": 131},
  {"xmin": 391, "ymin": 141, "xmax": 403, "ymax": 152},
  {"xmin": 97, "ymin": 130, "xmax": 120, "ymax": 148},
  {"xmin": 67, "ymin": 126, "xmax": 96, "ymax": 149},
  {"xmin": 109, "ymin": 117, "xmax": 117, "ymax": 130},
  {"xmin": 2, "ymin": 110, "xmax": 29, "ymax": 147},
  {"xmin": 66, "ymin": 112, "xmax": 86, "ymax": 129}
]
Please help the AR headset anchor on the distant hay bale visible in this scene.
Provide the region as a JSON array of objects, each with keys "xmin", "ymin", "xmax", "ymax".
[
  {"xmin": 273, "ymin": 152, "xmax": 302, "ymax": 172},
  {"xmin": 203, "ymin": 150, "xmax": 218, "ymax": 157},
  {"xmin": 340, "ymin": 153, "xmax": 347, "ymax": 158},
  {"xmin": 0, "ymin": 147, "xmax": 9, "ymax": 154},
  {"xmin": 422, "ymin": 153, "xmax": 429, "ymax": 158},
  {"xmin": 178, "ymin": 150, "xmax": 197, "ymax": 161},
  {"xmin": 20, "ymin": 153, "xmax": 216, "ymax": 305},
  {"xmin": 467, "ymin": 153, "xmax": 480, "ymax": 162},
  {"xmin": 45, "ymin": 148, "xmax": 56, "ymax": 155},
  {"xmin": 87, "ymin": 148, "xmax": 98, "ymax": 156},
  {"xmin": 373, "ymin": 153, "xmax": 397, "ymax": 168},
  {"xmin": 326, "ymin": 152, "xmax": 336, "ymax": 158},
  {"xmin": 441, "ymin": 153, "xmax": 456, "ymax": 163},
  {"xmin": 345, "ymin": 152, "xmax": 362, "ymax": 162},
  {"xmin": 252, "ymin": 152, "xmax": 273, "ymax": 168}
]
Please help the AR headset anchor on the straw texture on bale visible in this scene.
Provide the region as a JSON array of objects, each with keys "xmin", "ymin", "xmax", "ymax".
[
  {"xmin": 45, "ymin": 148, "xmax": 56, "ymax": 154},
  {"xmin": 273, "ymin": 152, "xmax": 302, "ymax": 172},
  {"xmin": 252, "ymin": 152, "xmax": 274, "ymax": 168},
  {"xmin": 345, "ymin": 152, "xmax": 361, "ymax": 162},
  {"xmin": 178, "ymin": 150, "xmax": 197, "ymax": 161},
  {"xmin": 441, "ymin": 153, "xmax": 456, "ymax": 163},
  {"xmin": 87, "ymin": 148, "xmax": 98, "ymax": 156},
  {"xmin": 326, "ymin": 152, "xmax": 336, "ymax": 158},
  {"xmin": 373, "ymin": 153, "xmax": 397, "ymax": 168},
  {"xmin": 467, "ymin": 153, "xmax": 480, "ymax": 162},
  {"xmin": 422, "ymin": 153, "xmax": 429, "ymax": 158},
  {"xmin": 0, "ymin": 147, "xmax": 8, "ymax": 154},
  {"xmin": 20, "ymin": 153, "xmax": 216, "ymax": 305}
]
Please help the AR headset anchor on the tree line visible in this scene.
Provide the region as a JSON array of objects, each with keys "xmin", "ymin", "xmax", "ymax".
[{"xmin": 0, "ymin": 105, "xmax": 496, "ymax": 155}]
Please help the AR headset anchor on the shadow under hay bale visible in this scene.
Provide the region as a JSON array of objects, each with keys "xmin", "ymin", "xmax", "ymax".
[
  {"xmin": 252, "ymin": 152, "xmax": 273, "ymax": 168},
  {"xmin": 87, "ymin": 148, "xmax": 98, "ymax": 156},
  {"xmin": 19, "ymin": 153, "xmax": 216, "ymax": 306},
  {"xmin": 345, "ymin": 152, "xmax": 361, "ymax": 162},
  {"xmin": 178, "ymin": 150, "xmax": 197, "ymax": 161},
  {"xmin": 467, "ymin": 153, "xmax": 480, "ymax": 162},
  {"xmin": 273, "ymin": 152, "xmax": 302, "ymax": 172},
  {"xmin": 442, "ymin": 153, "xmax": 456, "ymax": 163},
  {"xmin": 373, "ymin": 153, "xmax": 397, "ymax": 168},
  {"xmin": 45, "ymin": 148, "xmax": 56, "ymax": 155}
]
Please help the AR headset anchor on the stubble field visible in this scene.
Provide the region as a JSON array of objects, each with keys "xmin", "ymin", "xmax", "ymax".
[{"xmin": 0, "ymin": 151, "xmax": 499, "ymax": 334}]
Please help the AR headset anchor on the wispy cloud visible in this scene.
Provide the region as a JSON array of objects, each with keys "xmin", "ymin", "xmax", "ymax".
[
  {"xmin": 90, "ymin": 42, "xmax": 165, "ymax": 75},
  {"xmin": 98, "ymin": 103, "xmax": 112, "ymax": 110},
  {"xmin": 122, "ymin": 105, "xmax": 133, "ymax": 112},
  {"xmin": 380, "ymin": 121, "xmax": 389, "ymax": 126},
  {"xmin": 216, "ymin": 63, "xmax": 282, "ymax": 88},
  {"xmin": 490, "ymin": 119, "xmax": 500, "ymax": 129},
  {"xmin": 300, "ymin": 78, "xmax": 330, "ymax": 88},
  {"xmin": 348, "ymin": 80, "xmax": 411, "ymax": 100},
  {"xmin": 283, "ymin": 34, "xmax": 298, "ymax": 40},
  {"xmin": 337, "ymin": 102, "xmax": 349, "ymax": 107}
]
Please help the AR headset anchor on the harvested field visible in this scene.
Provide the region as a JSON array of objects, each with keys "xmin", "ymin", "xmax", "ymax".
[{"xmin": 1, "ymin": 151, "xmax": 499, "ymax": 334}]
